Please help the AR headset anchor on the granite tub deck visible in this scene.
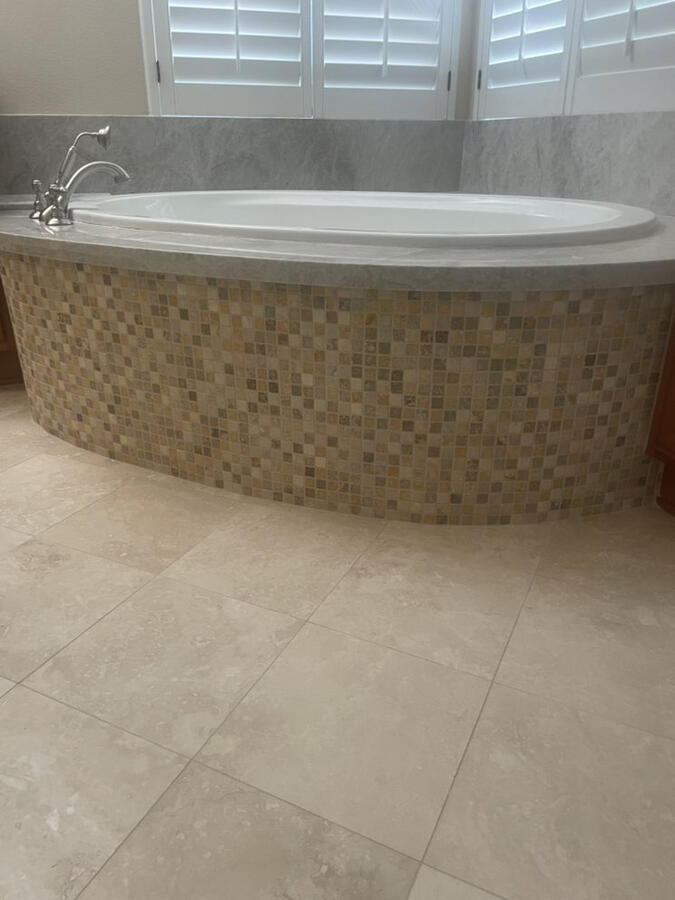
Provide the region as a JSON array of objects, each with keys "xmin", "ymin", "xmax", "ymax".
[{"xmin": 2, "ymin": 217, "xmax": 675, "ymax": 523}]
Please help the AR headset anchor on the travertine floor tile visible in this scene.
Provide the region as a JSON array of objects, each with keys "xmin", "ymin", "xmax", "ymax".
[
  {"xmin": 498, "ymin": 574, "xmax": 675, "ymax": 738},
  {"xmin": 27, "ymin": 577, "xmax": 301, "ymax": 755},
  {"xmin": 0, "ymin": 523, "xmax": 30, "ymax": 555},
  {"xmin": 166, "ymin": 505, "xmax": 383, "ymax": 617},
  {"xmin": 409, "ymin": 867, "xmax": 501, "ymax": 900},
  {"xmin": 313, "ymin": 543, "xmax": 524, "ymax": 677},
  {"xmin": 0, "ymin": 677, "xmax": 13, "ymax": 698},
  {"xmin": 42, "ymin": 478, "xmax": 256, "ymax": 573},
  {"xmin": 0, "ymin": 687, "xmax": 184, "ymax": 900},
  {"xmin": 377, "ymin": 521, "xmax": 550, "ymax": 591},
  {"xmin": 0, "ymin": 385, "xmax": 29, "ymax": 419},
  {"xmin": 540, "ymin": 505, "xmax": 675, "ymax": 574},
  {"xmin": 426, "ymin": 684, "xmax": 675, "ymax": 900},
  {"xmin": 79, "ymin": 762, "xmax": 418, "ymax": 900},
  {"xmin": 0, "ymin": 540, "xmax": 150, "ymax": 681},
  {"xmin": 0, "ymin": 411, "xmax": 81, "ymax": 472},
  {"xmin": 0, "ymin": 454, "xmax": 127, "ymax": 534},
  {"xmin": 198, "ymin": 624, "xmax": 488, "ymax": 857}
]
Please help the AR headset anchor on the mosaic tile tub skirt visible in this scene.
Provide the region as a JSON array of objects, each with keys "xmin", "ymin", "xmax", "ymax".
[{"xmin": 2, "ymin": 253, "xmax": 673, "ymax": 524}]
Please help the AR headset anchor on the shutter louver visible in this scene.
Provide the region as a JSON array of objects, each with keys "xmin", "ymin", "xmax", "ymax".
[
  {"xmin": 477, "ymin": 0, "xmax": 574, "ymax": 118},
  {"xmin": 315, "ymin": 0, "xmax": 457, "ymax": 118},
  {"xmin": 153, "ymin": 0, "xmax": 312, "ymax": 115},
  {"xmin": 568, "ymin": 0, "xmax": 675, "ymax": 111}
]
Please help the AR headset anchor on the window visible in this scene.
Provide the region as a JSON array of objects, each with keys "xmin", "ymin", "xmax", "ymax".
[
  {"xmin": 567, "ymin": 0, "xmax": 675, "ymax": 114},
  {"xmin": 145, "ymin": 0, "xmax": 460, "ymax": 117},
  {"xmin": 476, "ymin": 0, "xmax": 574, "ymax": 118},
  {"xmin": 474, "ymin": 0, "xmax": 675, "ymax": 117}
]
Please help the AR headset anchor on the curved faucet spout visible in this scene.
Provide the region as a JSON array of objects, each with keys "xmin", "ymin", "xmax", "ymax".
[
  {"xmin": 64, "ymin": 161, "xmax": 130, "ymax": 196},
  {"xmin": 40, "ymin": 160, "xmax": 130, "ymax": 226}
]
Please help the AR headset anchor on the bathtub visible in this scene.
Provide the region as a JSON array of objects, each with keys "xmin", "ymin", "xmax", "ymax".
[
  {"xmin": 73, "ymin": 191, "xmax": 657, "ymax": 248},
  {"xmin": 2, "ymin": 190, "xmax": 674, "ymax": 524}
]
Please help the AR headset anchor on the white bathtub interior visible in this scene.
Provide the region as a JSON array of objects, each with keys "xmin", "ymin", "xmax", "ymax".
[{"xmin": 73, "ymin": 191, "xmax": 658, "ymax": 248}]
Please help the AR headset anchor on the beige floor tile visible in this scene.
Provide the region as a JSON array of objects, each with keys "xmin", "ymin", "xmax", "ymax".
[
  {"xmin": 426, "ymin": 684, "xmax": 675, "ymax": 900},
  {"xmin": 41, "ymin": 477, "xmax": 255, "ymax": 573},
  {"xmin": 27, "ymin": 577, "xmax": 301, "ymax": 755},
  {"xmin": 313, "ymin": 543, "xmax": 525, "ymax": 677},
  {"xmin": 377, "ymin": 521, "xmax": 550, "ymax": 592},
  {"xmin": 166, "ymin": 505, "xmax": 383, "ymax": 617},
  {"xmin": 0, "ymin": 677, "xmax": 13, "ymax": 698},
  {"xmin": 198, "ymin": 624, "xmax": 487, "ymax": 858},
  {"xmin": 80, "ymin": 762, "xmax": 417, "ymax": 900},
  {"xmin": 497, "ymin": 573, "xmax": 675, "ymax": 738},
  {"xmin": 0, "ymin": 385, "xmax": 29, "ymax": 419},
  {"xmin": 0, "ymin": 686, "xmax": 184, "ymax": 900},
  {"xmin": 540, "ymin": 506, "xmax": 675, "ymax": 575},
  {"xmin": 409, "ymin": 867, "xmax": 501, "ymax": 900},
  {"xmin": 0, "ymin": 540, "xmax": 151, "ymax": 681},
  {"xmin": 0, "ymin": 411, "xmax": 81, "ymax": 472},
  {"xmin": 0, "ymin": 454, "xmax": 127, "ymax": 535},
  {"xmin": 0, "ymin": 523, "xmax": 30, "ymax": 555}
]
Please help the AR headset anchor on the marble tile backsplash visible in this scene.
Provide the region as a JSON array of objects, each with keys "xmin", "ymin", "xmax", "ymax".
[
  {"xmin": 460, "ymin": 112, "xmax": 675, "ymax": 217},
  {"xmin": 1, "ymin": 112, "xmax": 673, "ymax": 215},
  {"xmin": 0, "ymin": 116, "xmax": 464, "ymax": 195}
]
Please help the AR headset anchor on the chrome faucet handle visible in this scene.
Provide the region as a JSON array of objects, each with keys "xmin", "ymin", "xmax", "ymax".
[{"xmin": 29, "ymin": 179, "xmax": 47, "ymax": 220}]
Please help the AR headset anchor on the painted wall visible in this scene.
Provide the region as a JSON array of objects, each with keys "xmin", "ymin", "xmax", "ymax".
[{"xmin": 0, "ymin": 0, "xmax": 148, "ymax": 115}]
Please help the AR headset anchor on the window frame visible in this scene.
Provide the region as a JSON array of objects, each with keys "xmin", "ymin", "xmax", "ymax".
[{"xmin": 139, "ymin": 0, "xmax": 462, "ymax": 119}]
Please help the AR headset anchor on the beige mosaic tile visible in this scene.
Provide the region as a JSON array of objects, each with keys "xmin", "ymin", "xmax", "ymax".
[
  {"xmin": 0, "ymin": 686, "xmax": 184, "ymax": 900},
  {"xmin": 27, "ymin": 577, "xmax": 301, "ymax": 756},
  {"xmin": 80, "ymin": 762, "xmax": 418, "ymax": 900},
  {"xmin": 2, "ymin": 254, "xmax": 671, "ymax": 524},
  {"xmin": 426, "ymin": 684, "xmax": 675, "ymax": 900},
  {"xmin": 198, "ymin": 624, "xmax": 488, "ymax": 858},
  {"xmin": 0, "ymin": 539, "xmax": 150, "ymax": 681}
]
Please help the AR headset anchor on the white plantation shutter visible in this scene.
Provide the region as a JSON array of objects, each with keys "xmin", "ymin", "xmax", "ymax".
[
  {"xmin": 567, "ymin": 0, "xmax": 675, "ymax": 112},
  {"xmin": 314, "ymin": 0, "xmax": 458, "ymax": 119},
  {"xmin": 152, "ymin": 0, "xmax": 312, "ymax": 115},
  {"xmin": 476, "ymin": 0, "xmax": 575, "ymax": 117}
]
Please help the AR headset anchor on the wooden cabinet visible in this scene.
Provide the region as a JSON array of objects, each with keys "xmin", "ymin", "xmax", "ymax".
[
  {"xmin": 0, "ymin": 278, "xmax": 23, "ymax": 386},
  {"xmin": 648, "ymin": 319, "xmax": 675, "ymax": 515}
]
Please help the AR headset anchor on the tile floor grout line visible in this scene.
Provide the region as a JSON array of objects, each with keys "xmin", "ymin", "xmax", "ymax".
[
  {"xmin": 404, "ymin": 532, "xmax": 555, "ymax": 900},
  {"xmin": 15, "ymin": 572, "xmax": 156, "ymax": 685},
  {"xmin": 192, "ymin": 757, "xmax": 425, "ymax": 865},
  {"xmin": 417, "ymin": 862, "xmax": 511, "ymax": 900},
  {"xmin": 70, "ymin": 619, "xmax": 313, "ymax": 899},
  {"xmin": 20, "ymin": 683, "xmax": 192, "ymax": 761},
  {"xmin": 489, "ymin": 677, "xmax": 675, "ymax": 746},
  {"xmin": 308, "ymin": 618, "xmax": 493, "ymax": 682}
]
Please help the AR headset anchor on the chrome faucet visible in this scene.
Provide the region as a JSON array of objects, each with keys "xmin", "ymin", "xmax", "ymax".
[
  {"xmin": 40, "ymin": 161, "xmax": 130, "ymax": 226},
  {"xmin": 30, "ymin": 123, "xmax": 129, "ymax": 224}
]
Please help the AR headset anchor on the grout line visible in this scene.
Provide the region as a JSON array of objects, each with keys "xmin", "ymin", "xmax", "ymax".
[
  {"xmin": 71, "ymin": 620, "xmax": 311, "ymax": 899},
  {"xmin": 193, "ymin": 757, "xmax": 424, "ymax": 865},
  {"xmin": 308, "ymin": 618, "xmax": 493, "ymax": 682},
  {"xmin": 19, "ymin": 682, "xmax": 190, "ymax": 761},
  {"xmin": 16, "ymin": 571, "xmax": 154, "ymax": 684},
  {"xmin": 404, "ymin": 528, "xmax": 556, "ymax": 900},
  {"xmin": 417, "ymin": 862, "xmax": 510, "ymax": 900}
]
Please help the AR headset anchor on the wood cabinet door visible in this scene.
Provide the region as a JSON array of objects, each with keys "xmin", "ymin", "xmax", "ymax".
[{"xmin": 0, "ymin": 277, "xmax": 24, "ymax": 385}]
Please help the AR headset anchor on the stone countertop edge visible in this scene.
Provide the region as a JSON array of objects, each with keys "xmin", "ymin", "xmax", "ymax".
[{"xmin": 0, "ymin": 209, "xmax": 674, "ymax": 293}]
